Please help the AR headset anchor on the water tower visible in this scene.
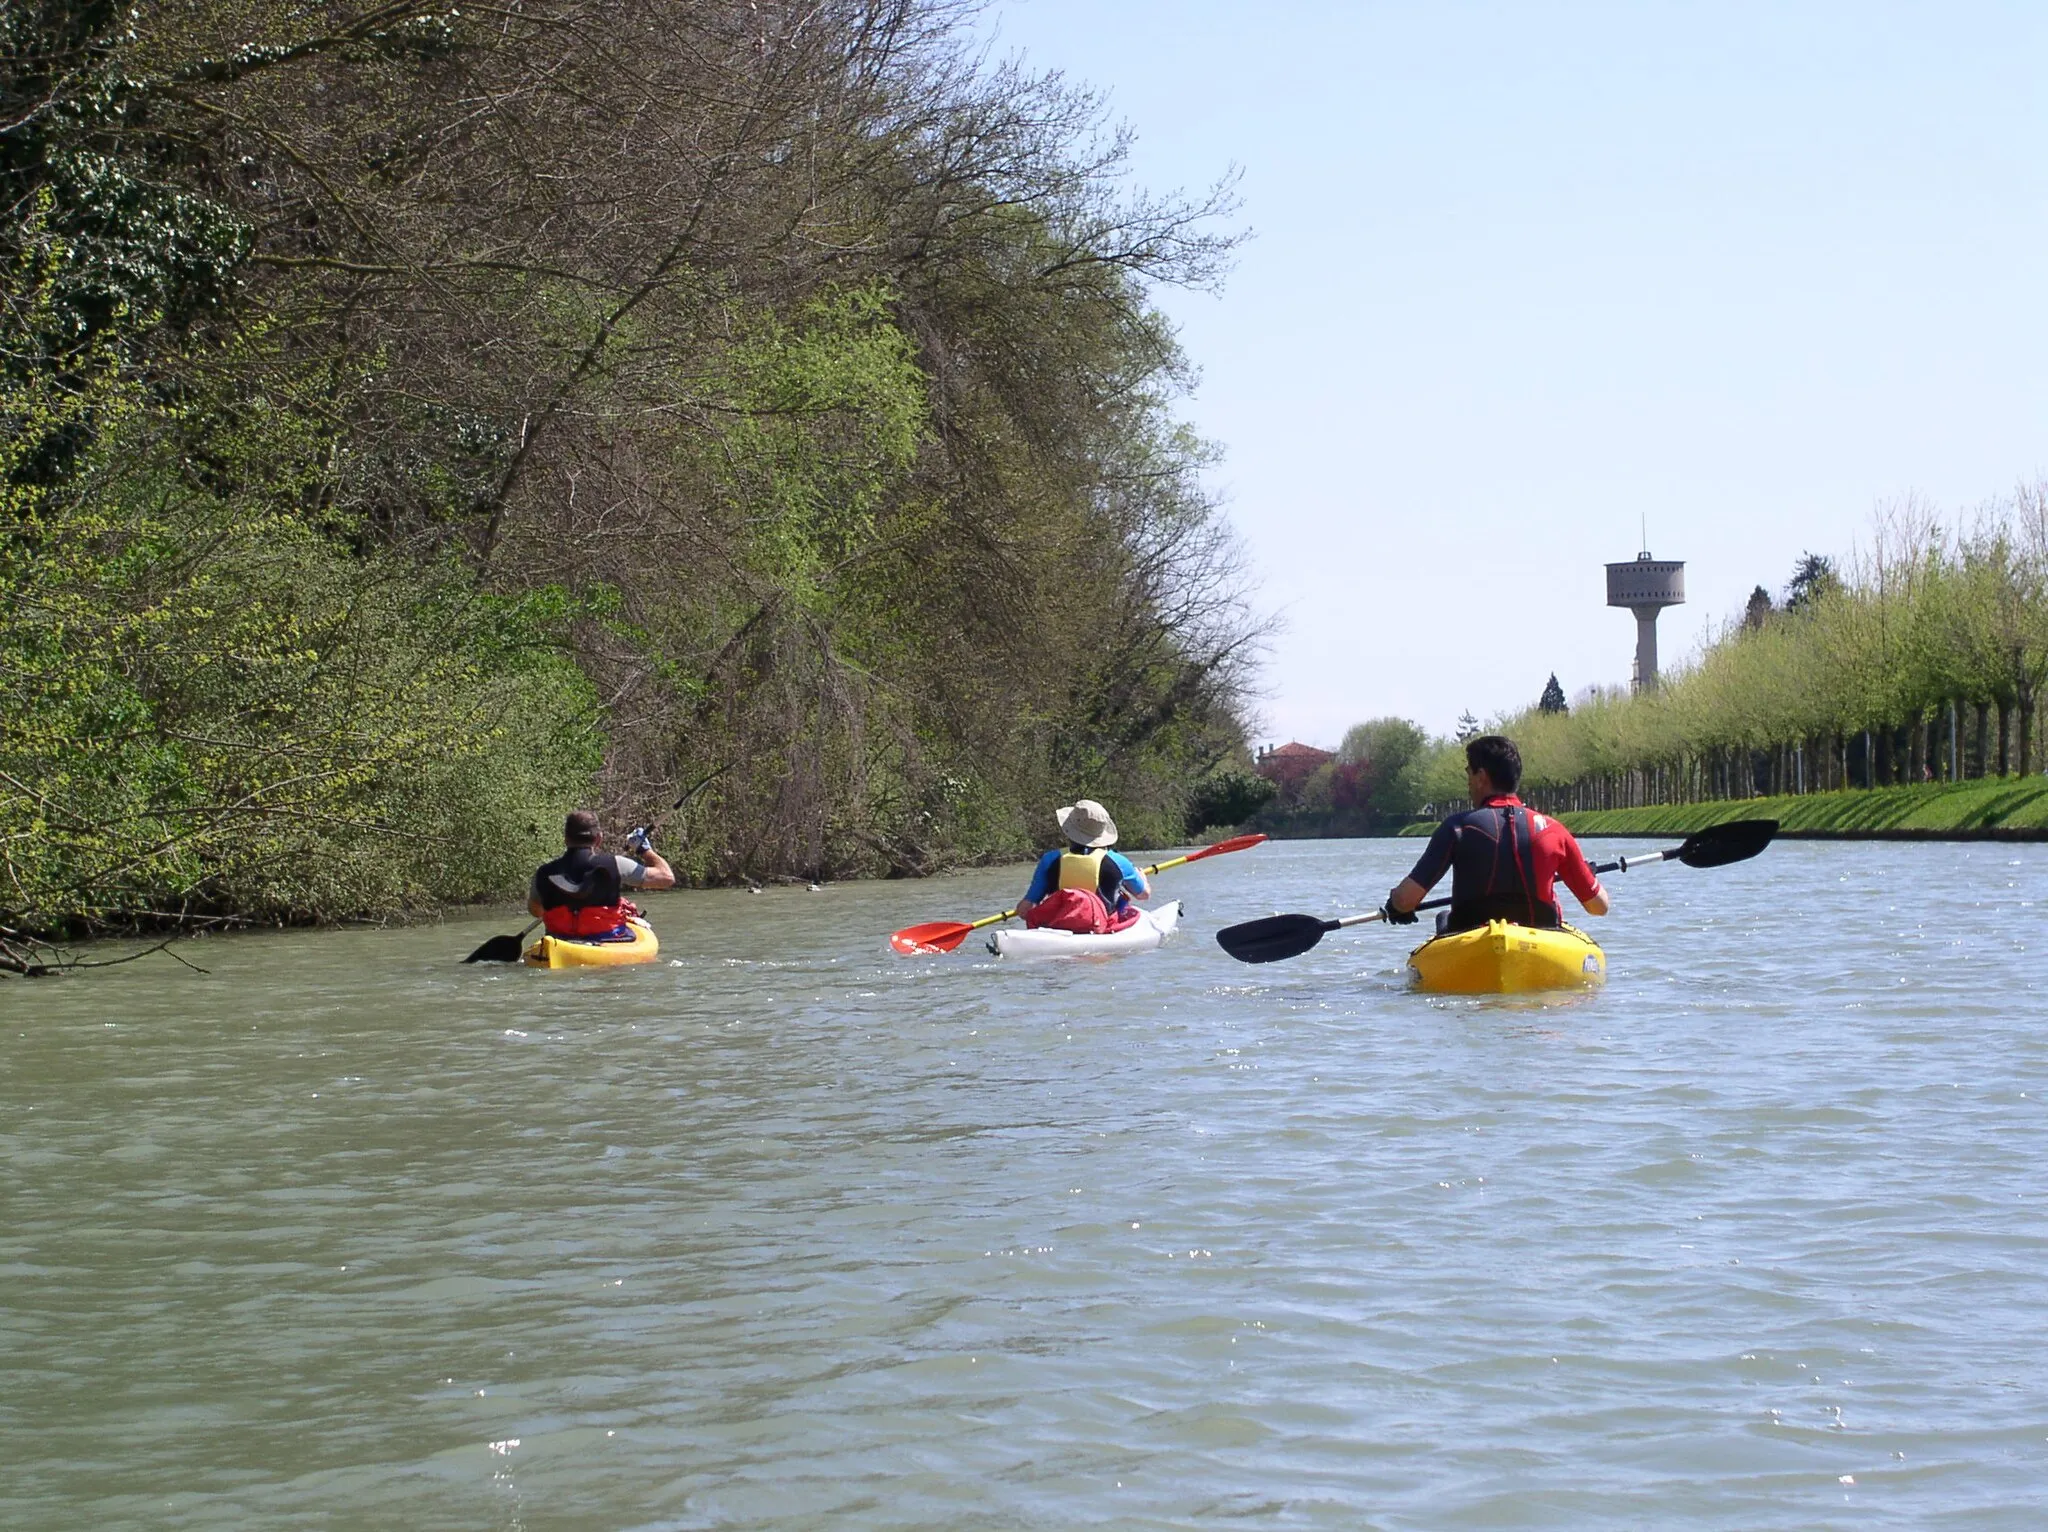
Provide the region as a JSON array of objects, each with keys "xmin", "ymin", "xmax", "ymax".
[{"xmin": 1606, "ymin": 549, "xmax": 1685, "ymax": 692}]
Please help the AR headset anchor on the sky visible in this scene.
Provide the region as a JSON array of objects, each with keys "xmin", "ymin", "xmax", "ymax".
[{"xmin": 974, "ymin": 0, "xmax": 2048, "ymax": 744}]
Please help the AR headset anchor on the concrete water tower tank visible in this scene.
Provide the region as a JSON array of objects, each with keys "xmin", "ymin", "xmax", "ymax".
[{"xmin": 1606, "ymin": 551, "xmax": 1685, "ymax": 691}]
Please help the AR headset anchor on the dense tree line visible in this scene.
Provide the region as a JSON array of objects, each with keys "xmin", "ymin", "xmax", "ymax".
[{"xmin": 2, "ymin": 1, "xmax": 1263, "ymax": 937}]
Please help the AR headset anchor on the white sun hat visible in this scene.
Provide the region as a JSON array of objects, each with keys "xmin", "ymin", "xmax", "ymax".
[{"xmin": 1056, "ymin": 799, "xmax": 1118, "ymax": 848}]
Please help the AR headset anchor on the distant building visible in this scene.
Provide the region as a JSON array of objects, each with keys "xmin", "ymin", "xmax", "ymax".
[
  {"xmin": 1254, "ymin": 741, "xmax": 1335, "ymax": 797},
  {"xmin": 1606, "ymin": 549, "xmax": 1685, "ymax": 692}
]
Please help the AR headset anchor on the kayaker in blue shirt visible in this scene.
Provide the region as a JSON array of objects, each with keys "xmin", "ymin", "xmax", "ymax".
[{"xmin": 1016, "ymin": 799, "xmax": 1151, "ymax": 934}]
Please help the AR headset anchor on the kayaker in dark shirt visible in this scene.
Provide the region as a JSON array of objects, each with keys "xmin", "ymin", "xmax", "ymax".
[
  {"xmin": 1382, "ymin": 734, "xmax": 1609, "ymax": 933},
  {"xmin": 528, "ymin": 810, "xmax": 676, "ymax": 940}
]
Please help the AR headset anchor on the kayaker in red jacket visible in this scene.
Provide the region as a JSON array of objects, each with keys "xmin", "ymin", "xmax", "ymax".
[
  {"xmin": 1382, "ymin": 734, "xmax": 1609, "ymax": 933},
  {"xmin": 528, "ymin": 810, "xmax": 676, "ymax": 940}
]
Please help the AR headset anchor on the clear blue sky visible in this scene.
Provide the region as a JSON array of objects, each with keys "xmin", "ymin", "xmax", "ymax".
[{"xmin": 977, "ymin": 1, "xmax": 2048, "ymax": 744}]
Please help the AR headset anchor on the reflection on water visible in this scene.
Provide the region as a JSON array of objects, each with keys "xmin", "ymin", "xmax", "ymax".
[{"xmin": 4, "ymin": 839, "xmax": 2047, "ymax": 1529}]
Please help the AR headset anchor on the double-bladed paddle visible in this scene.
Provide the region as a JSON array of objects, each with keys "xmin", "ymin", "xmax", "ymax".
[
  {"xmin": 463, "ymin": 764, "xmax": 736, "ymax": 964},
  {"xmin": 890, "ymin": 832, "xmax": 1270, "ymax": 955},
  {"xmin": 1214, "ymin": 818, "xmax": 1778, "ymax": 966}
]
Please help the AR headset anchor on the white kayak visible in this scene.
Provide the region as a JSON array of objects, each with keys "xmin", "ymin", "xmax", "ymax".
[{"xmin": 988, "ymin": 901, "xmax": 1184, "ymax": 959}]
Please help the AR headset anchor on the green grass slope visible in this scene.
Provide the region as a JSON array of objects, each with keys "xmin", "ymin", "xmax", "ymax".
[{"xmin": 1554, "ymin": 779, "xmax": 2048, "ymax": 839}]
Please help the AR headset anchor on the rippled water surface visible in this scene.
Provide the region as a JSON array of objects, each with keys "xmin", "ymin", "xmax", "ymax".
[{"xmin": 7, "ymin": 838, "xmax": 2048, "ymax": 1529}]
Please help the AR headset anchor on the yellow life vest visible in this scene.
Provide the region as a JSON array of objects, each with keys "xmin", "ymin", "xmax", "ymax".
[{"xmin": 1055, "ymin": 848, "xmax": 1108, "ymax": 895}]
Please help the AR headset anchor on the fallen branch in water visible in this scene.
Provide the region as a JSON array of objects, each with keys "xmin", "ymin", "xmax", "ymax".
[{"xmin": 0, "ymin": 926, "xmax": 209, "ymax": 978}]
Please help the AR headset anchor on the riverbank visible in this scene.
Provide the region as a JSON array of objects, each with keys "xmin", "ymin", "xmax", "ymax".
[{"xmin": 1547, "ymin": 778, "xmax": 2048, "ymax": 840}]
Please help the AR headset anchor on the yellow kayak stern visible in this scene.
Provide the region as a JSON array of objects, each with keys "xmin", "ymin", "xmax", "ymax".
[
  {"xmin": 1408, "ymin": 919, "xmax": 1605, "ymax": 995},
  {"xmin": 522, "ymin": 917, "xmax": 661, "ymax": 969}
]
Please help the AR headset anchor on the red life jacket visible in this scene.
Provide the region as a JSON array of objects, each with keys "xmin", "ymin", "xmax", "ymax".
[{"xmin": 534, "ymin": 846, "xmax": 629, "ymax": 938}]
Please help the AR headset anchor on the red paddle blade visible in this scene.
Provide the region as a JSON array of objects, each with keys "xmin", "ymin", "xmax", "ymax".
[
  {"xmin": 1189, "ymin": 832, "xmax": 1269, "ymax": 860},
  {"xmin": 889, "ymin": 921, "xmax": 972, "ymax": 955}
]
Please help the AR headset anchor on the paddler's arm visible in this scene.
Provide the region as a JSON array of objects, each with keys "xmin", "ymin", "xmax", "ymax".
[
  {"xmin": 1385, "ymin": 821, "xmax": 1454, "ymax": 919},
  {"xmin": 1557, "ymin": 831, "xmax": 1608, "ymax": 916},
  {"xmin": 1015, "ymin": 850, "xmax": 1058, "ymax": 920},
  {"xmin": 628, "ymin": 849, "xmax": 677, "ymax": 891},
  {"xmin": 1116, "ymin": 852, "xmax": 1150, "ymax": 902}
]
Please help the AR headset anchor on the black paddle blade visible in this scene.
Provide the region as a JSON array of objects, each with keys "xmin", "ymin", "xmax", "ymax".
[
  {"xmin": 1674, "ymin": 818, "xmax": 1779, "ymax": 869},
  {"xmin": 1215, "ymin": 912, "xmax": 1337, "ymax": 965},
  {"xmin": 463, "ymin": 933, "xmax": 527, "ymax": 964}
]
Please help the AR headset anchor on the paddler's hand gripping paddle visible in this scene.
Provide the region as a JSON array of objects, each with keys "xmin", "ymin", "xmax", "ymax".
[{"xmin": 890, "ymin": 833, "xmax": 1270, "ymax": 955}]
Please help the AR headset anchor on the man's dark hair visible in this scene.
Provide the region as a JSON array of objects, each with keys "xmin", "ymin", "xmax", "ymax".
[
  {"xmin": 1465, "ymin": 734, "xmax": 1522, "ymax": 792},
  {"xmin": 564, "ymin": 809, "xmax": 601, "ymax": 846}
]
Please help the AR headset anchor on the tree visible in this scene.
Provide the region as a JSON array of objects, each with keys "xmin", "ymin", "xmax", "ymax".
[
  {"xmin": 1185, "ymin": 767, "xmax": 1275, "ymax": 833},
  {"xmin": 1785, "ymin": 552, "xmax": 1840, "ymax": 611},
  {"xmin": 1455, "ymin": 710, "xmax": 1481, "ymax": 742},
  {"xmin": 1537, "ymin": 674, "xmax": 1568, "ymax": 714},
  {"xmin": 1744, "ymin": 586, "xmax": 1774, "ymax": 631},
  {"xmin": 1334, "ymin": 716, "xmax": 1429, "ymax": 819}
]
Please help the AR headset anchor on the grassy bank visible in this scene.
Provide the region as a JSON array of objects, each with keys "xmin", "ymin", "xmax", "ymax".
[{"xmin": 1552, "ymin": 779, "xmax": 2048, "ymax": 840}]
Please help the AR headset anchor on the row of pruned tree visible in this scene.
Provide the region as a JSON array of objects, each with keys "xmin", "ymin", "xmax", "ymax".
[{"xmin": 1477, "ymin": 494, "xmax": 2048, "ymax": 811}]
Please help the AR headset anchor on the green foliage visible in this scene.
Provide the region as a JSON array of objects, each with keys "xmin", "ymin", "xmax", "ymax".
[
  {"xmin": 1409, "ymin": 739, "xmax": 1474, "ymax": 813},
  {"xmin": 1785, "ymin": 552, "xmax": 1839, "ymax": 611},
  {"xmin": 1, "ymin": 9, "xmax": 251, "ymax": 355},
  {"xmin": 1337, "ymin": 716, "xmax": 1430, "ymax": 818},
  {"xmin": 1185, "ymin": 766, "xmax": 1275, "ymax": 834},
  {"xmin": 1538, "ymin": 674, "xmax": 1568, "ymax": 714},
  {"xmin": 710, "ymin": 285, "xmax": 930, "ymax": 591},
  {"xmin": 1, "ymin": 326, "xmax": 597, "ymax": 932}
]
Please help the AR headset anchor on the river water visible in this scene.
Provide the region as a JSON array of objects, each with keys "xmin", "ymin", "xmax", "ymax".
[{"xmin": 5, "ymin": 838, "xmax": 2047, "ymax": 1529}]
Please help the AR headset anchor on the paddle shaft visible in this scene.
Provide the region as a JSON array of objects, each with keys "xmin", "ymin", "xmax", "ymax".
[
  {"xmin": 1135, "ymin": 834, "xmax": 1267, "ymax": 880},
  {"xmin": 633, "ymin": 762, "xmax": 735, "ymax": 848}
]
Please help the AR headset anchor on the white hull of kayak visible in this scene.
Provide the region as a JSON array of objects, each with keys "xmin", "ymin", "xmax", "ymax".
[{"xmin": 989, "ymin": 901, "xmax": 1183, "ymax": 959}]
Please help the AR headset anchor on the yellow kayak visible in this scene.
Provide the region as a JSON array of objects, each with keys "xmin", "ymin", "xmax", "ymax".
[
  {"xmin": 1407, "ymin": 920, "xmax": 1605, "ymax": 995},
  {"xmin": 522, "ymin": 918, "xmax": 660, "ymax": 969}
]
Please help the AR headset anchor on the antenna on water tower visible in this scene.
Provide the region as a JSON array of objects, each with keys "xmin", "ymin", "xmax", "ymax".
[{"xmin": 1606, "ymin": 536, "xmax": 1685, "ymax": 693}]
